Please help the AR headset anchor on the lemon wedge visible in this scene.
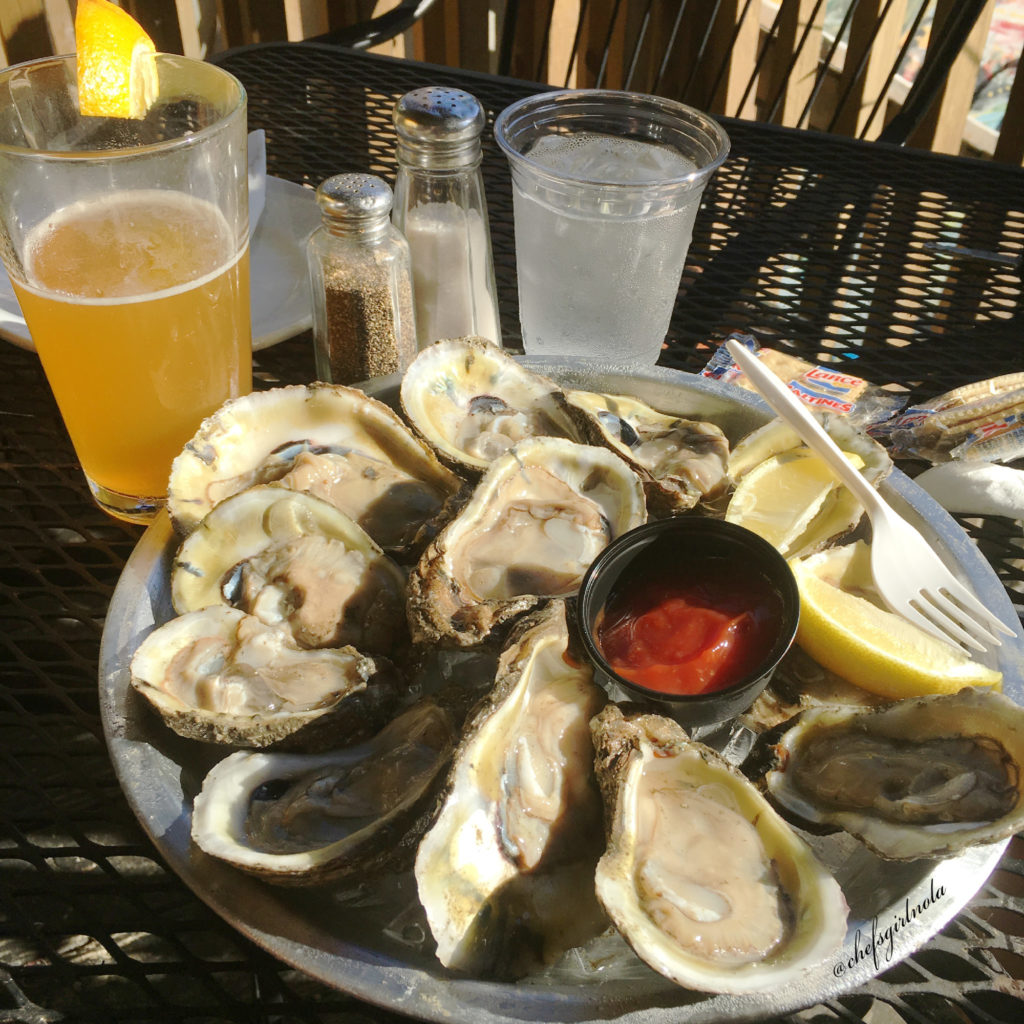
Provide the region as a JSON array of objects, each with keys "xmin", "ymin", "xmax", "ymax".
[
  {"xmin": 791, "ymin": 541, "xmax": 1002, "ymax": 699},
  {"xmin": 75, "ymin": 0, "xmax": 157, "ymax": 119},
  {"xmin": 725, "ymin": 449, "xmax": 864, "ymax": 556}
]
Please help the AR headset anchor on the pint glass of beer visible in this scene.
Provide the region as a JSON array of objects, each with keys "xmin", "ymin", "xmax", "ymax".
[{"xmin": 0, "ymin": 55, "xmax": 251, "ymax": 523}]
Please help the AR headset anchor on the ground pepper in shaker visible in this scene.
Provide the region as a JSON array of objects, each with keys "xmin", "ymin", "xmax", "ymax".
[
  {"xmin": 307, "ymin": 173, "xmax": 417, "ymax": 384},
  {"xmin": 392, "ymin": 86, "xmax": 502, "ymax": 349}
]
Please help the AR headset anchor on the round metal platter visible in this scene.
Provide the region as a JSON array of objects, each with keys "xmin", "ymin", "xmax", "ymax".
[{"xmin": 98, "ymin": 362, "xmax": 1024, "ymax": 1024}]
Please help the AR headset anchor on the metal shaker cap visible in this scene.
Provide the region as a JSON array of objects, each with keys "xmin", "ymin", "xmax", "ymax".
[
  {"xmin": 316, "ymin": 173, "xmax": 394, "ymax": 223},
  {"xmin": 393, "ymin": 87, "xmax": 485, "ymax": 166}
]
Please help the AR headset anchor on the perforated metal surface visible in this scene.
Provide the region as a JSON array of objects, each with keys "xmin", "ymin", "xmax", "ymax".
[{"xmin": 1, "ymin": 41, "xmax": 1022, "ymax": 1023}]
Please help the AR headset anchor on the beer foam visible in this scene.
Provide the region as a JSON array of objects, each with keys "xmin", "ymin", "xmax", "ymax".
[{"xmin": 21, "ymin": 190, "xmax": 239, "ymax": 304}]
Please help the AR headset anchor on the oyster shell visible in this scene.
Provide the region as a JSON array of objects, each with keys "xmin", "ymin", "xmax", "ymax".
[
  {"xmin": 727, "ymin": 412, "xmax": 892, "ymax": 559},
  {"xmin": 399, "ymin": 336, "xmax": 579, "ymax": 474},
  {"xmin": 415, "ymin": 601, "xmax": 608, "ymax": 977},
  {"xmin": 190, "ymin": 692, "xmax": 469, "ymax": 884},
  {"xmin": 407, "ymin": 436, "xmax": 646, "ymax": 647},
  {"xmin": 762, "ymin": 687, "xmax": 1024, "ymax": 860},
  {"xmin": 167, "ymin": 383, "xmax": 462, "ymax": 557},
  {"xmin": 591, "ymin": 704, "xmax": 848, "ymax": 995},
  {"xmin": 729, "ymin": 412, "xmax": 890, "ymax": 483},
  {"xmin": 129, "ymin": 606, "xmax": 402, "ymax": 749},
  {"xmin": 738, "ymin": 646, "xmax": 891, "ymax": 735},
  {"xmin": 171, "ymin": 486, "xmax": 407, "ymax": 655},
  {"xmin": 557, "ymin": 390, "xmax": 730, "ymax": 514}
]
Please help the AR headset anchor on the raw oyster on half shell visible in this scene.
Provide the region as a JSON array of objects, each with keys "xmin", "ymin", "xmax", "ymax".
[
  {"xmin": 407, "ymin": 436, "xmax": 646, "ymax": 647},
  {"xmin": 762, "ymin": 687, "xmax": 1024, "ymax": 860},
  {"xmin": 191, "ymin": 690, "xmax": 471, "ymax": 884},
  {"xmin": 171, "ymin": 486, "xmax": 407, "ymax": 655},
  {"xmin": 167, "ymin": 383, "xmax": 462, "ymax": 558},
  {"xmin": 591, "ymin": 704, "xmax": 848, "ymax": 995},
  {"xmin": 557, "ymin": 390, "xmax": 730, "ymax": 514},
  {"xmin": 415, "ymin": 601, "xmax": 608, "ymax": 977},
  {"xmin": 400, "ymin": 336, "xmax": 579, "ymax": 474},
  {"xmin": 129, "ymin": 606, "xmax": 402, "ymax": 749}
]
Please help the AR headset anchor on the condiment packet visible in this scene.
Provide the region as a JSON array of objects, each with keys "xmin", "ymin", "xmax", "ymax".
[
  {"xmin": 877, "ymin": 372, "xmax": 1024, "ymax": 463},
  {"xmin": 701, "ymin": 333, "xmax": 904, "ymax": 428}
]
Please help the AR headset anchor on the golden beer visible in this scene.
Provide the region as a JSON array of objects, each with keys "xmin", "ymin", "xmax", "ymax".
[{"xmin": 13, "ymin": 190, "xmax": 251, "ymax": 504}]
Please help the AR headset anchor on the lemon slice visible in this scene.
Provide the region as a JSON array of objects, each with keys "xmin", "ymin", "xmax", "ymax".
[
  {"xmin": 725, "ymin": 449, "xmax": 864, "ymax": 556},
  {"xmin": 75, "ymin": 0, "xmax": 157, "ymax": 119},
  {"xmin": 792, "ymin": 541, "xmax": 1002, "ymax": 699}
]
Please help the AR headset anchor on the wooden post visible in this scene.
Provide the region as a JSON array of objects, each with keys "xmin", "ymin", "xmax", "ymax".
[
  {"xmin": 1, "ymin": 0, "xmax": 53, "ymax": 67},
  {"xmin": 578, "ymin": 0, "xmax": 620, "ymax": 89},
  {"xmin": 42, "ymin": 0, "xmax": 74, "ymax": 54},
  {"xmin": 283, "ymin": 0, "xmax": 328, "ymax": 41},
  {"xmin": 705, "ymin": 0, "xmax": 760, "ymax": 119},
  {"xmin": 993, "ymin": 50, "xmax": 1024, "ymax": 165},
  {"xmin": 909, "ymin": 0, "xmax": 995, "ymax": 154},
  {"xmin": 762, "ymin": 0, "xmax": 826, "ymax": 126},
  {"xmin": 413, "ymin": 0, "xmax": 456, "ymax": 66},
  {"xmin": 455, "ymin": 0, "xmax": 490, "ymax": 73},
  {"xmin": 413, "ymin": 0, "xmax": 468, "ymax": 68},
  {"xmin": 547, "ymin": 0, "xmax": 582, "ymax": 87},
  {"xmin": 831, "ymin": 0, "xmax": 908, "ymax": 138},
  {"xmin": 175, "ymin": 0, "xmax": 203, "ymax": 56}
]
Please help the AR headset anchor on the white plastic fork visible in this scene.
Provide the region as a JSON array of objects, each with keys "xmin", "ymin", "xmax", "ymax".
[{"xmin": 725, "ymin": 338, "xmax": 1018, "ymax": 652}]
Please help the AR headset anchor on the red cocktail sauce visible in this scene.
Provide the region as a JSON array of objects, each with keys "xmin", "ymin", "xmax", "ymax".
[{"xmin": 594, "ymin": 558, "xmax": 785, "ymax": 696}]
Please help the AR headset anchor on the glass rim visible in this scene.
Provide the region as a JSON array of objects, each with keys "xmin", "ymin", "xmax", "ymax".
[
  {"xmin": 493, "ymin": 87, "xmax": 730, "ymax": 189},
  {"xmin": 0, "ymin": 52, "xmax": 247, "ymax": 161}
]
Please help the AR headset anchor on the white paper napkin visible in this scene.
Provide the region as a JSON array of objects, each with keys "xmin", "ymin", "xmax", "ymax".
[{"xmin": 915, "ymin": 461, "xmax": 1024, "ymax": 519}]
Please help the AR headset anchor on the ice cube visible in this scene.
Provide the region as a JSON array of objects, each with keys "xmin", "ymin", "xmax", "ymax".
[{"xmin": 527, "ymin": 132, "xmax": 695, "ymax": 183}]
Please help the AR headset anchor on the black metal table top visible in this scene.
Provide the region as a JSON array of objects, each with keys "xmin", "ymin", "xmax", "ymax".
[{"xmin": 1, "ymin": 41, "xmax": 1022, "ymax": 1024}]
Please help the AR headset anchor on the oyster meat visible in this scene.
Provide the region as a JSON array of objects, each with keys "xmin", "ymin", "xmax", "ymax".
[
  {"xmin": 400, "ymin": 336, "xmax": 579, "ymax": 473},
  {"xmin": 415, "ymin": 601, "xmax": 608, "ymax": 977},
  {"xmin": 558, "ymin": 390, "xmax": 730, "ymax": 513},
  {"xmin": 130, "ymin": 606, "xmax": 402, "ymax": 749},
  {"xmin": 591, "ymin": 704, "xmax": 848, "ymax": 995},
  {"xmin": 191, "ymin": 692, "xmax": 468, "ymax": 884},
  {"xmin": 171, "ymin": 486, "xmax": 407, "ymax": 654},
  {"xmin": 762, "ymin": 687, "xmax": 1024, "ymax": 860},
  {"xmin": 167, "ymin": 383, "xmax": 461, "ymax": 557},
  {"xmin": 407, "ymin": 436, "xmax": 646, "ymax": 647}
]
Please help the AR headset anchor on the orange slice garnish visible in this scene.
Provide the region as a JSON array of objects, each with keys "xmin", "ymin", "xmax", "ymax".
[{"xmin": 75, "ymin": 0, "xmax": 157, "ymax": 119}]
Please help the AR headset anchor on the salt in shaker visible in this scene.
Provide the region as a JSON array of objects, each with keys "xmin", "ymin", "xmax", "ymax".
[
  {"xmin": 392, "ymin": 86, "xmax": 502, "ymax": 349},
  {"xmin": 307, "ymin": 173, "xmax": 417, "ymax": 385}
]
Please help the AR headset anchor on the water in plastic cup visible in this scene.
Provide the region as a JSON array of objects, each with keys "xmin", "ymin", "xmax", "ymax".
[{"xmin": 495, "ymin": 91, "xmax": 729, "ymax": 367}]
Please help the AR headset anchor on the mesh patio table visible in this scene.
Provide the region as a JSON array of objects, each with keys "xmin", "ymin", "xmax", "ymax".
[{"xmin": 1, "ymin": 41, "xmax": 1022, "ymax": 1024}]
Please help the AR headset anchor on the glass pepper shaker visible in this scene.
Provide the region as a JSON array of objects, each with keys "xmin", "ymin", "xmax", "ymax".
[
  {"xmin": 307, "ymin": 173, "xmax": 417, "ymax": 385},
  {"xmin": 392, "ymin": 86, "xmax": 502, "ymax": 349}
]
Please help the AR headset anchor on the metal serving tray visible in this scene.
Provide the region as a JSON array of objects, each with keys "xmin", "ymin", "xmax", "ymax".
[{"xmin": 98, "ymin": 363, "xmax": 1024, "ymax": 1024}]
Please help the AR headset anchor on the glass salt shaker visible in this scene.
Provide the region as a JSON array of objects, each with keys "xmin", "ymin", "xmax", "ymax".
[
  {"xmin": 307, "ymin": 173, "xmax": 417, "ymax": 385},
  {"xmin": 392, "ymin": 86, "xmax": 502, "ymax": 349}
]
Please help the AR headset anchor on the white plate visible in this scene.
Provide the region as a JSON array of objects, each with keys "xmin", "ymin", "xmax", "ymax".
[{"xmin": 0, "ymin": 175, "xmax": 320, "ymax": 353}]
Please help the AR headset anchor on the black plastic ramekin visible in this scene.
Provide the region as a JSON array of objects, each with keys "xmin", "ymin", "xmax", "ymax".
[{"xmin": 576, "ymin": 517, "xmax": 800, "ymax": 727}]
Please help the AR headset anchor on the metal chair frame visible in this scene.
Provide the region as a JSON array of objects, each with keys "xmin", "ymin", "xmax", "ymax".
[{"xmin": 497, "ymin": 0, "xmax": 992, "ymax": 149}]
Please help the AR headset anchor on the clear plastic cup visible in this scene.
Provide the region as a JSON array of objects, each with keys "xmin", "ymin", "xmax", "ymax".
[{"xmin": 494, "ymin": 89, "xmax": 728, "ymax": 367}]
